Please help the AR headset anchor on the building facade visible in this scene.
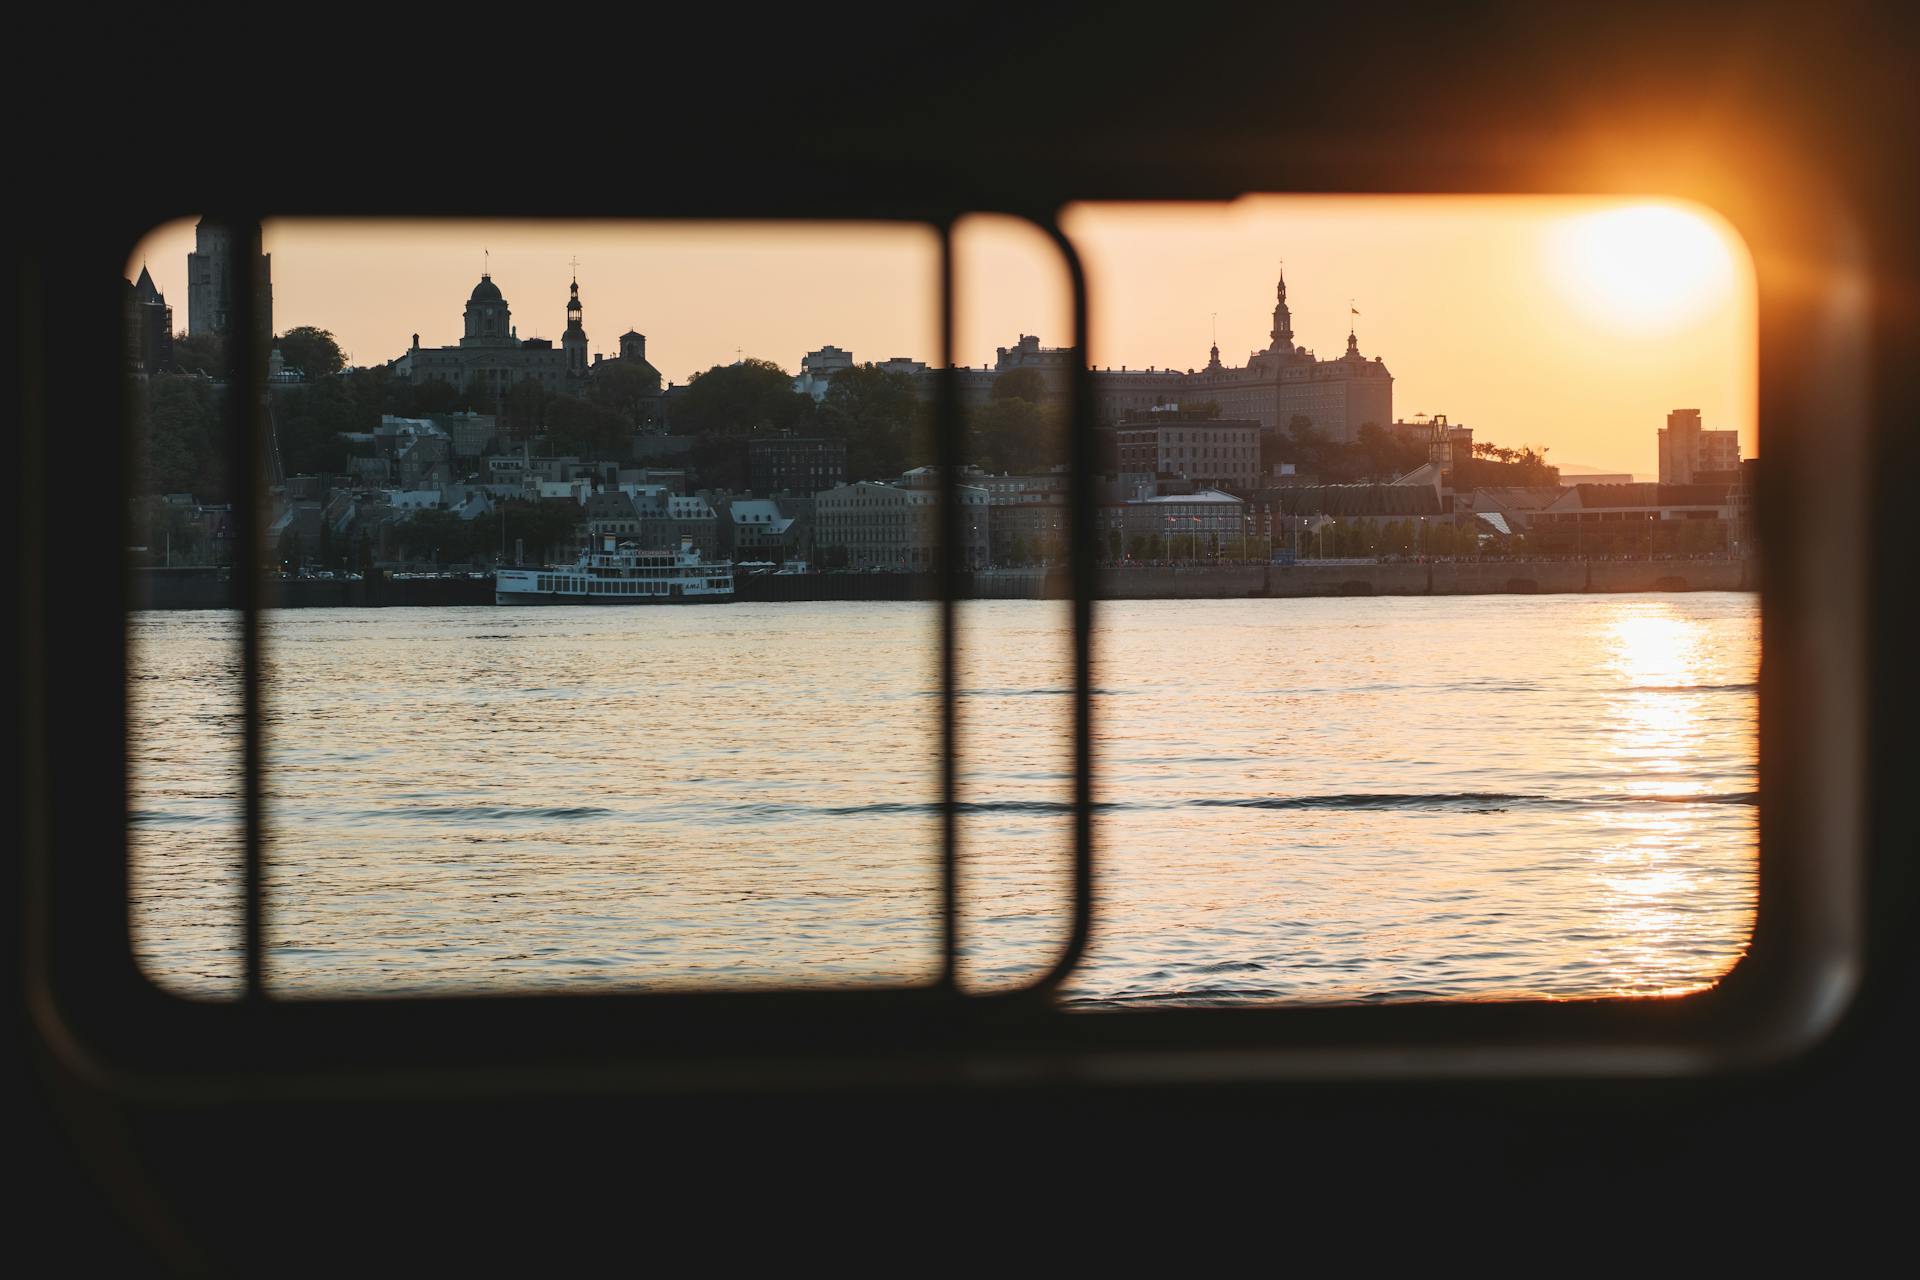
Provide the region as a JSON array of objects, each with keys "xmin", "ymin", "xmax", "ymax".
[
  {"xmin": 748, "ymin": 436, "xmax": 848, "ymax": 495},
  {"xmin": 793, "ymin": 345, "xmax": 855, "ymax": 400},
  {"xmin": 807, "ymin": 268, "xmax": 1392, "ymax": 443},
  {"xmin": 1658, "ymin": 408, "xmax": 1742, "ymax": 484},
  {"xmin": 812, "ymin": 479, "xmax": 990, "ymax": 570},
  {"xmin": 1111, "ymin": 415, "xmax": 1261, "ymax": 493},
  {"xmin": 1107, "ymin": 489, "xmax": 1249, "ymax": 558},
  {"xmin": 1172, "ymin": 272, "xmax": 1393, "ymax": 440}
]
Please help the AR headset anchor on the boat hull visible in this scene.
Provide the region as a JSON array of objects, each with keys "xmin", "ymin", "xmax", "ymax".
[{"xmin": 494, "ymin": 591, "xmax": 733, "ymax": 605}]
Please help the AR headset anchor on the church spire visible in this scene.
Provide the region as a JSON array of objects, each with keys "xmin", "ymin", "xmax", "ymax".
[
  {"xmin": 1269, "ymin": 263, "xmax": 1294, "ymax": 351},
  {"xmin": 562, "ymin": 257, "xmax": 588, "ymax": 375}
]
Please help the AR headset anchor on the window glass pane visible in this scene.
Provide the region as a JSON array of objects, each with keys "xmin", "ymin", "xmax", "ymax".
[
  {"xmin": 1057, "ymin": 196, "xmax": 1760, "ymax": 1005},
  {"xmin": 125, "ymin": 218, "xmax": 947, "ymax": 996},
  {"xmin": 948, "ymin": 214, "xmax": 1081, "ymax": 992}
]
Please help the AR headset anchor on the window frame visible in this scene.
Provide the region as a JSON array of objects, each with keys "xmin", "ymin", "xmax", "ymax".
[{"xmin": 25, "ymin": 162, "xmax": 1872, "ymax": 1096}]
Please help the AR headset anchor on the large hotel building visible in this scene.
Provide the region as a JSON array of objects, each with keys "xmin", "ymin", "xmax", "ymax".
[{"xmin": 807, "ymin": 267, "xmax": 1394, "ymax": 443}]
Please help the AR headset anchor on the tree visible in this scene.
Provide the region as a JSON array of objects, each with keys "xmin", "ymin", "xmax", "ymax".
[
  {"xmin": 815, "ymin": 365, "xmax": 926, "ymax": 480},
  {"xmin": 500, "ymin": 379, "xmax": 550, "ymax": 440},
  {"xmin": 397, "ymin": 508, "xmax": 490, "ymax": 565},
  {"xmin": 458, "ymin": 385, "xmax": 497, "ymax": 415},
  {"xmin": 685, "ymin": 433, "xmax": 749, "ymax": 491},
  {"xmin": 275, "ymin": 326, "xmax": 346, "ymax": 380},
  {"xmin": 137, "ymin": 375, "xmax": 223, "ymax": 497},
  {"xmin": 1509, "ymin": 445, "xmax": 1557, "ymax": 485},
  {"xmin": 274, "ymin": 378, "xmax": 369, "ymax": 476},
  {"xmin": 670, "ymin": 359, "xmax": 804, "ymax": 436},
  {"xmin": 172, "ymin": 332, "xmax": 224, "ymax": 378},
  {"xmin": 544, "ymin": 395, "xmax": 631, "ymax": 460},
  {"xmin": 586, "ymin": 358, "xmax": 663, "ymax": 427},
  {"xmin": 968, "ymin": 396, "xmax": 1065, "ymax": 475},
  {"xmin": 392, "ymin": 378, "xmax": 468, "ymax": 416}
]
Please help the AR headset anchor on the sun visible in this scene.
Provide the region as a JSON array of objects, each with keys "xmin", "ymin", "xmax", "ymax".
[{"xmin": 1544, "ymin": 202, "xmax": 1740, "ymax": 333}]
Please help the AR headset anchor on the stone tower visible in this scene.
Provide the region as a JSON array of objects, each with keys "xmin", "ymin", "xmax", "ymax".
[
  {"xmin": 186, "ymin": 218, "xmax": 273, "ymax": 340},
  {"xmin": 562, "ymin": 274, "xmax": 588, "ymax": 375}
]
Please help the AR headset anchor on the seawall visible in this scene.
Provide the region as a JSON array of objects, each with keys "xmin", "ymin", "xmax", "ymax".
[
  {"xmin": 131, "ymin": 559, "xmax": 1757, "ymax": 610},
  {"xmin": 978, "ymin": 558, "xmax": 1756, "ymax": 600}
]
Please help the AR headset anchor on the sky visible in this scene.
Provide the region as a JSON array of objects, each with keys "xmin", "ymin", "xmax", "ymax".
[{"xmin": 129, "ymin": 198, "xmax": 1755, "ymax": 478}]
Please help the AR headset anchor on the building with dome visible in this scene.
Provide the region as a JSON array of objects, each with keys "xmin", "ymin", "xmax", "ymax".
[{"xmin": 392, "ymin": 270, "xmax": 657, "ymax": 401}]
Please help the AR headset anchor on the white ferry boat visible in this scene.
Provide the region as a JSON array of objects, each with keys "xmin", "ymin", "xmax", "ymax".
[{"xmin": 494, "ymin": 534, "xmax": 735, "ymax": 605}]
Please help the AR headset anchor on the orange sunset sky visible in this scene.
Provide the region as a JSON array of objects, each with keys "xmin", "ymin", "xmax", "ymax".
[{"xmin": 129, "ymin": 198, "xmax": 1756, "ymax": 478}]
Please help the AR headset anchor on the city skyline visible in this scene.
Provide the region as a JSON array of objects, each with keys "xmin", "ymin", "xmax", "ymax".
[{"xmin": 127, "ymin": 197, "xmax": 1756, "ymax": 477}]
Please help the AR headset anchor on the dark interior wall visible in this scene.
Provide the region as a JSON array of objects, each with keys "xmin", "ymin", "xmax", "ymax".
[{"xmin": 15, "ymin": 2, "xmax": 1919, "ymax": 1264}]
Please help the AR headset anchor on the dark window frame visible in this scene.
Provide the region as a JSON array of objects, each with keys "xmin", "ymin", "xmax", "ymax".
[{"xmin": 25, "ymin": 166, "xmax": 1873, "ymax": 1097}]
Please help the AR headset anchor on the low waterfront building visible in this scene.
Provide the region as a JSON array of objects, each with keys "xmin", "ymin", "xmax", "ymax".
[
  {"xmin": 1454, "ymin": 485, "xmax": 1568, "ymax": 532},
  {"xmin": 583, "ymin": 491, "xmax": 642, "ymax": 540},
  {"xmin": 1531, "ymin": 481, "xmax": 1736, "ymax": 555},
  {"xmin": 645, "ymin": 493, "xmax": 720, "ymax": 557},
  {"xmin": 723, "ymin": 498, "xmax": 800, "ymax": 563},
  {"xmin": 974, "ymin": 471, "xmax": 1070, "ymax": 564},
  {"xmin": 1533, "ymin": 482, "xmax": 1733, "ymax": 526},
  {"xmin": 812, "ymin": 479, "xmax": 991, "ymax": 571},
  {"xmin": 1265, "ymin": 482, "xmax": 1447, "ymax": 520},
  {"xmin": 1109, "ymin": 489, "xmax": 1249, "ymax": 558}
]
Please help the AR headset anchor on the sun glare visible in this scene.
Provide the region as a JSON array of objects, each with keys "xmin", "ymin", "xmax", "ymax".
[{"xmin": 1545, "ymin": 203, "xmax": 1739, "ymax": 333}]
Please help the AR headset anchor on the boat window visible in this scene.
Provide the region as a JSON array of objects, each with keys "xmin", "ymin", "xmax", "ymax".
[{"xmin": 108, "ymin": 203, "xmax": 1806, "ymax": 1071}]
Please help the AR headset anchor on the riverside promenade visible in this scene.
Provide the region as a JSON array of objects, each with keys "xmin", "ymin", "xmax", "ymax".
[
  {"xmin": 969, "ymin": 557, "xmax": 1757, "ymax": 601},
  {"xmin": 132, "ymin": 558, "xmax": 1756, "ymax": 609}
]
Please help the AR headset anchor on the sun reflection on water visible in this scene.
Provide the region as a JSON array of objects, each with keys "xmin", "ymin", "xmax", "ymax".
[{"xmin": 1584, "ymin": 602, "xmax": 1756, "ymax": 996}]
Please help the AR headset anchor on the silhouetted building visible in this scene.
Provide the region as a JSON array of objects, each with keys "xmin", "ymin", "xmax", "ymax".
[
  {"xmin": 1658, "ymin": 408, "xmax": 1741, "ymax": 484},
  {"xmin": 829, "ymin": 267, "xmax": 1393, "ymax": 441},
  {"xmin": 126, "ymin": 265, "xmax": 174, "ymax": 374},
  {"xmin": 392, "ymin": 270, "xmax": 656, "ymax": 406},
  {"xmin": 1103, "ymin": 269, "xmax": 1395, "ymax": 439},
  {"xmin": 187, "ymin": 218, "xmax": 272, "ymax": 340}
]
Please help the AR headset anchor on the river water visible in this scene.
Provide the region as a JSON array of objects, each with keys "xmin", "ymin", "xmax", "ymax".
[{"xmin": 128, "ymin": 593, "xmax": 1758, "ymax": 1004}]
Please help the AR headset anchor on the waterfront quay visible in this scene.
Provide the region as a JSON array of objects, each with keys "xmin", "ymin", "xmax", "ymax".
[{"xmin": 133, "ymin": 557, "xmax": 1754, "ymax": 609}]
